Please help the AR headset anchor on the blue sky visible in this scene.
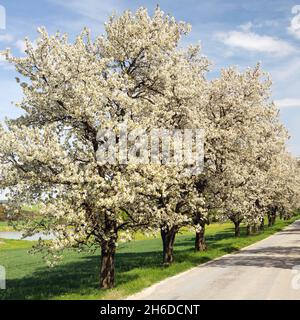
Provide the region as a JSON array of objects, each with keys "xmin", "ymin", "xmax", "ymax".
[{"xmin": 0, "ymin": 0, "xmax": 300, "ymax": 155}]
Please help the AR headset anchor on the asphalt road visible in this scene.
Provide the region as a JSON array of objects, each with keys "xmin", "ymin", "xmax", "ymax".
[{"xmin": 128, "ymin": 220, "xmax": 300, "ymax": 300}]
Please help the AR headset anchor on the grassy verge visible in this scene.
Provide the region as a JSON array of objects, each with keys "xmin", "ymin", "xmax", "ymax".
[{"xmin": 0, "ymin": 214, "xmax": 299, "ymax": 300}]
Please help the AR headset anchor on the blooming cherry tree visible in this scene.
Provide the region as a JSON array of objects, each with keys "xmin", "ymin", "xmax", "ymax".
[{"xmin": 0, "ymin": 7, "xmax": 204, "ymax": 288}]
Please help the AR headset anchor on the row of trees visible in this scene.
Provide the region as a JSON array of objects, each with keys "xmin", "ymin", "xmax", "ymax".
[{"xmin": 0, "ymin": 7, "xmax": 299, "ymax": 289}]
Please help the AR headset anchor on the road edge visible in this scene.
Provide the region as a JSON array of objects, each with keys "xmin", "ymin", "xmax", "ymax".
[{"xmin": 126, "ymin": 218, "xmax": 300, "ymax": 300}]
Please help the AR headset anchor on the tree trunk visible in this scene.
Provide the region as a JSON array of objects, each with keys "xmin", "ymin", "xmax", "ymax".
[
  {"xmin": 272, "ymin": 214, "xmax": 276, "ymax": 226},
  {"xmin": 246, "ymin": 225, "xmax": 252, "ymax": 236},
  {"xmin": 195, "ymin": 224, "xmax": 207, "ymax": 251},
  {"xmin": 234, "ymin": 221, "xmax": 240, "ymax": 237},
  {"xmin": 253, "ymin": 224, "xmax": 258, "ymax": 233},
  {"xmin": 100, "ymin": 238, "xmax": 116, "ymax": 289},
  {"xmin": 268, "ymin": 213, "xmax": 272, "ymax": 227},
  {"xmin": 268, "ymin": 207, "xmax": 277, "ymax": 227},
  {"xmin": 259, "ymin": 217, "xmax": 264, "ymax": 231},
  {"xmin": 161, "ymin": 225, "xmax": 178, "ymax": 265}
]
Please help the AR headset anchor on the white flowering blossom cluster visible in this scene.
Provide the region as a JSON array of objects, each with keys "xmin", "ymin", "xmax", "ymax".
[{"xmin": 0, "ymin": 7, "xmax": 299, "ymax": 289}]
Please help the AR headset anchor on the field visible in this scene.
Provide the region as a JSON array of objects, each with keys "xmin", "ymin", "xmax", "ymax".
[
  {"xmin": 0, "ymin": 205, "xmax": 40, "ymax": 232},
  {"xmin": 0, "ymin": 222, "xmax": 13, "ymax": 232},
  {"xmin": 0, "ymin": 215, "xmax": 299, "ymax": 300}
]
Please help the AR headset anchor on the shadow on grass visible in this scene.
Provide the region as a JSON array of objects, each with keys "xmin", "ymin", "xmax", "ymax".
[
  {"xmin": 0, "ymin": 247, "xmax": 236, "ymax": 299},
  {"xmin": 0, "ymin": 220, "xmax": 296, "ymax": 300}
]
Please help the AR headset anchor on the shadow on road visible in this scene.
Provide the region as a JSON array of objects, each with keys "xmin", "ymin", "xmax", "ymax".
[{"xmin": 1, "ymin": 221, "xmax": 298, "ymax": 299}]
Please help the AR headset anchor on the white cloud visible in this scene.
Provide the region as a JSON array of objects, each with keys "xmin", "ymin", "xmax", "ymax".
[
  {"xmin": 292, "ymin": 5, "xmax": 300, "ymax": 15},
  {"xmin": 239, "ymin": 20, "xmax": 279, "ymax": 32},
  {"xmin": 0, "ymin": 55, "xmax": 14, "ymax": 70},
  {"xmin": 46, "ymin": 0, "xmax": 124, "ymax": 33},
  {"xmin": 262, "ymin": 20, "xmax": 280, "ymax": 28},
  {"xmin": 239, "ymin": 22, "xmax": 253, "ymax": 32},
  {"xmin": 216, "ymin": 29, "xmax": 296, "ymax": 56},
  {"xmin": 288, "ymin": 5, "xmax": 300, "ymax": 39},
  {"xmin": 0, "ymin": 33, "xmax": 13, "ymax": 42},
  {"xmin": 275, "ymin": 98, "xmax": 300, "ymax": 109},
  {"xmin": 14, "ymin": 39, "xmax": 26, "ymax": 53},
  {"xmin": 0, "ymin": 80, "xmax": 23, "ymax": 120},
  {"xmin": 48, "ymin": 0, "xmax": 121, "ymax": 22},
  {"xmin": 271, "ymin": 56, "xmax": 300, "ymax": 83}
]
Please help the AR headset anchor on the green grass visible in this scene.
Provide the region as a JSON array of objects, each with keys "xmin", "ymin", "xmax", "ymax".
[
  {"xmin": 0, "ymin": 215, "xmax": 299, "ymax": 300},
  {"xmin": 0, "ymin": 221, "xmax": 14, "ymax": 232},
  {"xmin": 21, "ymin": 204, "xmax": 40, "ymax": 212}
]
